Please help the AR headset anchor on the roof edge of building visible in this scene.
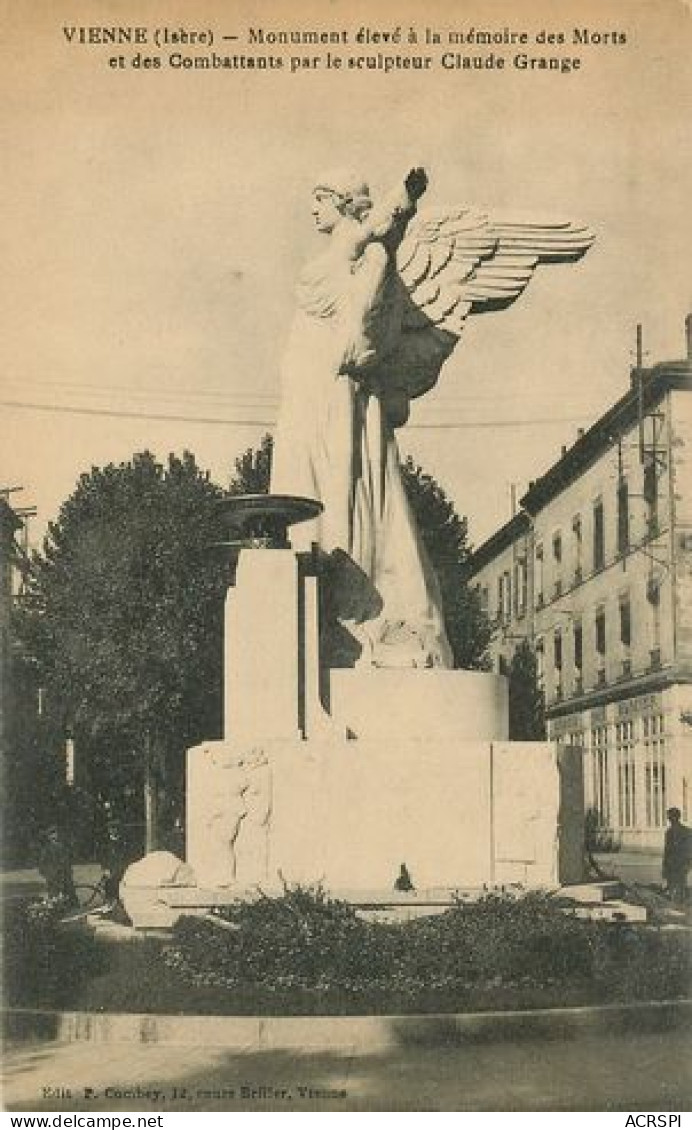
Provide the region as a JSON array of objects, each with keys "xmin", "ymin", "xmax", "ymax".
[
  {"xmin": 469, "ymin": 510, "xmax": 531, "ymax": 576},
  {"xmin": 520, "ymin": 361, "xmax": 692, "ymax": 516}
]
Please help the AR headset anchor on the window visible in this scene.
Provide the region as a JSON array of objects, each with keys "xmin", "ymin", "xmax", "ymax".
[
  {"xmin": 647, "ymin": 577, "xmax": 661, "ymax": 666},
  {"xmin": 573, "ymin": 620, "xmax": 583, "ymax": 672},
  {"xmin": 593, "ymin": 499, "xmax": 605, "ymax": 571},
  {"xmin": 643, "ymin": 458, "xmax": 658, "ymax": 535},
  {"xmin": 572, "ymin": 514, "xmax": 583, "ymax": 581},
  {"xmin": 590, "ymin": 724, "xmax": 610, "ymax": 826},
  {"xmin": 535, "ymin": 543, "xmax": 544, "ymax": 607},
  {"xmin": 619, "ymin": 595, "xmax": 631, "ymax": 648},
  {"xmin": 595, "ymin": 606, "xmax": 606, "ymax": 684},
  {"xmin": 595, "ymin": 606, "xmax": 606, "ymax": 656},
  {"xmin": 553, "ymin": 629, "xmax": 563, "ymax": 671},
  {"xmin": 615, "ymin": 720, "xmax": 636, "ymax": 829},
  {"xmin": 497, "ymin": 570, "xmax": 512, "ymax": 622},
  {"xmin": 643, "ymin": 714, "xmax": 667, "ymax": 828},
  {"xmin": 619, "ymin": 594, "xmax": 632, "ymax": 677},
  {"xmin": 617, "ymin": 478, "xmax": 630, "ymax": 555},
  {"xmin": 514, "ymin": 556, "xmax": 527, "ymax": 617},
  {"xmin": 503, "ymin": 570, "xmax": 511, "ymax": 620},
  {"xmin": 552, "ymin": 531, "xmax": 563, "ymax": 596},
  {"xmin": 553, "ymin": 629, "xmax": 563, "ymax": 697},
  {"xmin": 535, "ymin": 637, "xmax": 544, "ymax": 686}
]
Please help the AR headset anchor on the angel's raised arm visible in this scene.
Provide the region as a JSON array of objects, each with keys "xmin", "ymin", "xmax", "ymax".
[{"xmin": 349, "ymin": 167, "xmax": 428, "ymax": 259}]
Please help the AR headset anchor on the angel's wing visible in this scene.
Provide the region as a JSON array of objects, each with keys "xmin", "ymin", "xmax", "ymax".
[{"xmin": 382, "ymin": 207, "xmax": 594, "ymax": 409}]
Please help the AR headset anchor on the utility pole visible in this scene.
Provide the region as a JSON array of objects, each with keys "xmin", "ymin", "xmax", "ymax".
[
  {"xmin": 635, "ymin": 323, "xmax": 645, "ymax": 462},
  {"xmin": 0, "ymin": 492, "xmax": 26, "ymax": 823},
  {"xmin": 0, "ymin": 499, "xmax": 21, "ymax": 745}
]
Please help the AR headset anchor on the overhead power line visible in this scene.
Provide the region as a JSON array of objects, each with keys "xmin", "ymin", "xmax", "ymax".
[
  {"xmin": 1, "ymin": 398, "xmax": 588, "ymax": 431},
  {"xmin": 10, "ymin": 378, "xmax": 280, "ymax": 403},
  {"xmin": 2, "ymin": 399, "xmax": 590, "ymax": 430},
  {"xmin": 8, "ymin": 376, "xmax": 587, "ymax": 409}
]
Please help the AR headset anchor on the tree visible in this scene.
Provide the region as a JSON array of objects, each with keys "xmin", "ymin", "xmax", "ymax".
[
  {"xmin": 229, "ymin": 435, "xmax": 490, "ymax": 670},
  {"xmin": 507, "ymin": 640, "xmax": 546, "ymax": 740},
  {"xmin": 3, "ymin": 659, "xmax": 70, "ymax": 864},
  {"xmin": 17, "ymin": 452, "xmax": 228, "ymax": 850},
  {"xmin": 228, "ymin": 433, "xmax": 273, "ymax": 496}
]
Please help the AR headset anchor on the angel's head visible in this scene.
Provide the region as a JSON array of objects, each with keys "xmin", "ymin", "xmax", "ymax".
[{"xmin": 312, "ymin": 168, "xmax": 372, "ymax": 232}]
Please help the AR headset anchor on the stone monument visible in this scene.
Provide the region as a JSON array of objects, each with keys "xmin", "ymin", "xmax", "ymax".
[{"xmin": 122, "ymin": 167, "xmax": 593, "ymax": 927}]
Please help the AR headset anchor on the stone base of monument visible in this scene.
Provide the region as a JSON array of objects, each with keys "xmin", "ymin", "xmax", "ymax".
[
  {"xmin": 118, "ymin": 733, "xmax": 585, "ymax": 930},
  {"xmin": 117, "ymin": 529, "xmax": 586, "ymax": 930},
  {"xmin": 185, "ymin": 727, "xmax": 584, "ymax": 898}
]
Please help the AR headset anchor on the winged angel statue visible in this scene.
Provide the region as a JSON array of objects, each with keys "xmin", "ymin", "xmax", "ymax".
[{"xmin": 271, "ymin": 168, "xmax": 593, "ymax": 670}]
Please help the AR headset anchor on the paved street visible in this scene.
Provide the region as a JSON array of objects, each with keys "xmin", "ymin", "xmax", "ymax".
[
  {"xmin": 591, "ymin": 850, "xmax": 663, "ymax": 888},
  {"xmin": 3, "ymin": 1018, "xmax": 691, "ymax": 1112}
]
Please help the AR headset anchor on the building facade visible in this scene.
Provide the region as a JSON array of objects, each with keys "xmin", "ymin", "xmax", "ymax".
[{"xmin": 469, "ymin": 334, "xmax": 692, "ymax": 848}]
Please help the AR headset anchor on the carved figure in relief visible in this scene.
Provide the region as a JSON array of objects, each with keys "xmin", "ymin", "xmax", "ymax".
[
  {"xmin": 233, "ymin": 748, "xmax": 272, "ymax": 887},
  {"xmin": 271, "ymin": 166, "xmax": 593, "ymax": 668}
]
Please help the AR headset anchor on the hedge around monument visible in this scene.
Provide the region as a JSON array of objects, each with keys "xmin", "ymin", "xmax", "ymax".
[
  {"xmin": 163, "ymin": 887, "xmax": 690, "ymax": 1007},
  {"xmin": 5, "ymin": 888, "xmax": 690, "ymax": 1016}
]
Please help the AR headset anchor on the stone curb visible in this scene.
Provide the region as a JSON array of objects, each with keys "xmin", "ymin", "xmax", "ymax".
[{"xmin": 4, "ymin": 999, "xmax": 691, "ymax": 1052}]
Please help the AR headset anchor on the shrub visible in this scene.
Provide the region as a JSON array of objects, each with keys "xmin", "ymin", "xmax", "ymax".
[
  {"xmin": 167, "ymin": 885, "xmax": 375, "ymax": 992},
  {"xmin": 585, "ymin": 807, "xmax": 621, "ymax": 853},
  {"xmin": 165, "ymin": 886, "xmax": 690, "ymax": 1003},
  {"xmin": 2, "ymin": 896, "xmax": 103, "ymax": 1008}
]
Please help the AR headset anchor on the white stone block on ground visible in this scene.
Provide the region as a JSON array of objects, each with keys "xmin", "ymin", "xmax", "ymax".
[
  {"xmin": 557, "ymin": 881, "xmax": 625, "ymax": 904},
  {"xmin": 119, "ymin": 852, "xmax": 196, "ymax": 930}
]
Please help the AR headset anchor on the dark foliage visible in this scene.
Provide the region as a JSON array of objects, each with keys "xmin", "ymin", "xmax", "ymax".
[
  {"xmin": 508, "ymin": 640, "xmax": 546, "ymax": 740},
  {"xmin": 585, "ymin": 807, "xmax": 621, "ymax": 854},
  {"xmin": 228, "ymin": 433, "xmax": 273, "ymax": 497},
  {"xmin": 164, "ymin": 887, "xmax": 690, "ymax": 1005},
  {"xmin": 3, "ymin": 700, "xmax": 70, "ymax": 865},
  {"xmin": 2, "ymin": 897, "xmax": 104, "ymax": 1009},
  {"xmin": 14, "ymin": 452, "xmax": 229, "ymax": 826}
]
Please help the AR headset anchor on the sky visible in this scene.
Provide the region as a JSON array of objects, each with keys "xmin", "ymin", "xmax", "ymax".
[{"xmin": 2, "ymin": 0, "xmax": 692, "ymax": 550}]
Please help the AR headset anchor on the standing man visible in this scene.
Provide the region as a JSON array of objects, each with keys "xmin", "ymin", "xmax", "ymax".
[
  {"xmin": 37, "ymin": 825, "xmax": 77, "ymax": 906},
  {"xmin": 662, "ymin": 807, "xmax": 691, "ymax": 905}
]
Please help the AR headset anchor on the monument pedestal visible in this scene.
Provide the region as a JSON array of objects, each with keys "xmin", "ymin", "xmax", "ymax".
[
  {"xmin": 185, "ymin": 525, "xmax": 583, "ymax": 895},
  {"xmin": 328, "ymin": 667, "xmax": 508, "ymax": 741},
  {"xmin": 187, "ymin": 728, "xmax": 583, "ymax": 894},
  {"xmin": 123, "ymin": 497, "xmax": 585, "ymax": 927}
]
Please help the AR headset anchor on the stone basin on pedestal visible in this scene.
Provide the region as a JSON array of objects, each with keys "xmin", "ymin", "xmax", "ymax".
[{"xmin": 211, "ymin": 493, "xmax": 323, "ymax": 555}]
